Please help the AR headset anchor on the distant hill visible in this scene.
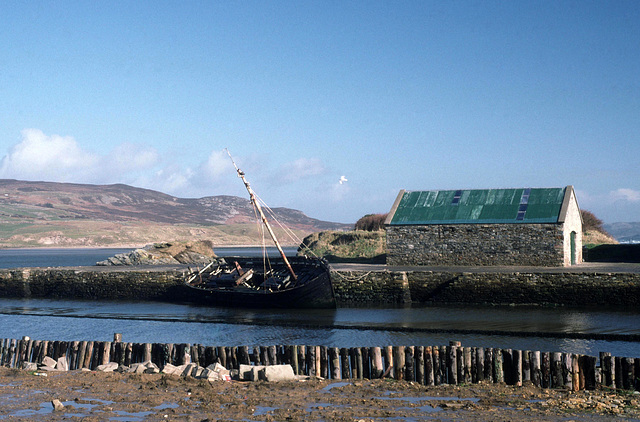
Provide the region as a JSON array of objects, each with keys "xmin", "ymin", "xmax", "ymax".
[
  {"xmin": 0, "ymin": 180, "xmax": 351, "ymax": 248},
  {"xmin": 604, "ymin": 222, "xmax": 640, "ymax": 244}
]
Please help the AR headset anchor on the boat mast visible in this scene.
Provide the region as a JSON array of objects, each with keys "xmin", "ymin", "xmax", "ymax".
[{"xmin": 226, "ymin": 150, "xmax": 297, "ymax": 282}]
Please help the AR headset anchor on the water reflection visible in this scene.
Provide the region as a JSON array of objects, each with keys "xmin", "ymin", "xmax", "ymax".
[{"xmin": 0, "ymin": 298, "xmax": 638, "ymax": 357}]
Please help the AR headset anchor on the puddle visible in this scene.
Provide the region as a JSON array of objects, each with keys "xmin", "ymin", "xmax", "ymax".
[
  {"xmin": 253, "ymin": 406, "xmax": 278, "ymax": 416},
  {"xmin": 378, "ymin": 392, "xmax": 480, "ymax": 403},
  {"xmin": 109, "ymin": 410, "xmax": 153, "ymax": 421},
  {"xmin": 322, "ymin": 381, "xmax": 351, "ymax": 391},
  {"xmin": 7, "ymin": 400, "xmax": 96, "ymax": 418},
  {"xmin": 154, "ymin": 402, "xmax": 179, "ymax": 410},
  {"xmin": 412, "ymin": 404, "xmax": 443, "ymax": 413}
]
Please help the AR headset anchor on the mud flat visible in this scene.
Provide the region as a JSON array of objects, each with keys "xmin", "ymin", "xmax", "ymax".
[{"xmin": 1, "ymin": 368, "xmax": 640, "ymax": 421}]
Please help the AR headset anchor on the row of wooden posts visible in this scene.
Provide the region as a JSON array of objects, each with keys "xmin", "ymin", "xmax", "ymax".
[{"xmin": 1, "ymin": 335, "xmax": 638, "ymax": 392}]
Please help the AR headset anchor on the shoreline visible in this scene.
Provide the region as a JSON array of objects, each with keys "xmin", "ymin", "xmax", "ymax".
[{"xmin": 0, "ymin": 243, "xmax": 299, "ymax": 250}]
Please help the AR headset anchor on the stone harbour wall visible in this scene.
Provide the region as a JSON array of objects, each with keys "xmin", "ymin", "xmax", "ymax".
[
  {"xmin": 386, "ymin": 224, "xmax": 565, "ymax": 267},
  {"xmin": 332, "ymin": 270, "xmax": 640, "ymax": 307},
  {"xmin": 0, "ymin": 267, "xmax": 638, "ymax": 308},
  {"xmin": 0, "ymin": 268, "xmax": 188, "ymax": 301}
]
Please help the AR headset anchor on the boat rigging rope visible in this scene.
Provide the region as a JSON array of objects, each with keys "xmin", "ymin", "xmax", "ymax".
[
  {"xmin": 331, "ymin": 270, "xmax": 374, "ymax": 281},
  {"xmin": 249, "ymin": 197, "xmax": 275, "ymax": 288}
]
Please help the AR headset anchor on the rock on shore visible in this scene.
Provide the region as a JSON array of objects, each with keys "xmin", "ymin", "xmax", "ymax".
[{"xmin": 97, "ymin": 241, "xmax": 217, "ymax": 266}]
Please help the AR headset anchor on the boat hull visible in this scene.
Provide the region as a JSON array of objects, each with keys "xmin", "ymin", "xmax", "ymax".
[{"xmin": 183, "ymin": 256, "xmax": 335, "ymax": 309}]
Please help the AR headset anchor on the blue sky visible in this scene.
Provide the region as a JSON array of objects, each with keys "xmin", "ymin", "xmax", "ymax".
[{"xmin": 1, "ymin": 1, "xmax": 639, "ymax": 224}]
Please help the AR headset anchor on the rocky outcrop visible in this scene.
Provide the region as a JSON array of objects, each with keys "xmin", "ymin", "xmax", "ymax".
[
  {"xmin": 298, "ymin": 230, "xmax": 386, "ymax": 263},
  {"xmin": 97, "ymin": 241, "xmax": 217, "ymax": 266}
]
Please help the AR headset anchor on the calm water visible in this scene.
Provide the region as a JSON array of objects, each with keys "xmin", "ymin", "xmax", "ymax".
[
  {"xmin": 0, "ymin": 246, "xmax": 297, "ymax": 268},
  {"xmin": 0, "ymin": 249, "xmax": 638, "ymax": 358}
]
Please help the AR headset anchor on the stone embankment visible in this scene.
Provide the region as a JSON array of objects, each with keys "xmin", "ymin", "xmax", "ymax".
[
  {"xmin": 0, "ymin": 264, "xmax": 639, "ymax": 307},
  {"xmin": 332, "ymin": 266, "xmax": 640, "ymax": 307}
]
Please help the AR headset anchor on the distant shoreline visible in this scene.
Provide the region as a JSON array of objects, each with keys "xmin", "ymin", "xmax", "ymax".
[{"xmin": 0, "ymin": 244, "xmax": 299, "ymax": 250}]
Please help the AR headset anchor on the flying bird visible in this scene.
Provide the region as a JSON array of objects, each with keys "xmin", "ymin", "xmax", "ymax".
[{"xmin": 339, "ymin": 176, "xmax": 348, "ymax": 184}]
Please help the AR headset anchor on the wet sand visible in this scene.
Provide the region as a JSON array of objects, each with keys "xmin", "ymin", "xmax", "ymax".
[{"xmin": 1, "ymin": 367, "xmax": 639, "ymax": 421}]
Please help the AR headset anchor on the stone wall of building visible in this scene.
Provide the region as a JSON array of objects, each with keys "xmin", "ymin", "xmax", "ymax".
[
  {"xmin": 386, "ymin": 223, "xmax": 565, "ymax": 266},
  {"xmin": 560, "ymin": 188, "xmax": 583, "ymax": 265}
]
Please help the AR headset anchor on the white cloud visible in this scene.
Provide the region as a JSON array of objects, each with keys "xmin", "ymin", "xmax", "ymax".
[
  {"xmin": 276, "ymin": 157, "xmax": 326, "ymax": 183},
  {"xmin": 0, "ymin": 129, "xmax": 99, "ymax": 181},
  {"xmin": 0, "ymin": 129, "xmax": 160, "ymax": 185},
  {"xmin": 610, "ymin": 188, "xmax": 640, "ymax": 203},
  {"xmin": 198, "ymin": 149, "xmax": 235, "ymax": 180},
  {"xmin": 110, "ymin": 143, "xmax": 159, "ymax": 173}
]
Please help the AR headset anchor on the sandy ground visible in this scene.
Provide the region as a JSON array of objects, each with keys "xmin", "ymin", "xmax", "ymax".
[{"xmin": 0, "ymin": 367, "xmax": 639, "ymax": 421}]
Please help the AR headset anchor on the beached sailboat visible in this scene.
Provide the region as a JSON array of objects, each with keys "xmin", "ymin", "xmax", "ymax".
[{"xmin": 183, "ymin": 151, "xmax": 335, "ymax": 308}]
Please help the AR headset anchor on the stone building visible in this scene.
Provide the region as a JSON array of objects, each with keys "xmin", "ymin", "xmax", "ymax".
[{"xmin": 385, "ymin": 186, "xmax": 582, "ymax": 267}]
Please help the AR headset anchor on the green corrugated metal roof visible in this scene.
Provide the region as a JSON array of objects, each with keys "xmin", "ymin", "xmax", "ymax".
[{"xmin": 389, "ymin": 187, "xmax": 566, "ymax": 225}]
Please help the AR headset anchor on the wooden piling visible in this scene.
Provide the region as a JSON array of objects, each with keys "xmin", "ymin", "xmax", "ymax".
[
  {"xmin": 83, "ymin": 341, "xmax": 93, "ymax": 369},
  {"xmin": 440, "ymin": 345, "xmax": 448, "ymax": 383},
  {"xmin": 361, "ymin": 347, "xmax": 370, "ymax": 380},
  {"xmin": 355, "ymin": 347, "xmax": 363, "ymax": 380},
  {"xmin": 320, "ymin": 346, "xmax": 329, "ymax": 379},
  {"xmin": 471, "ymin": 347, "xmax": 477, "ymax": 384},
  {"xmin": 551, "ymin": 352, "xmax": 562, "ymax": 388},
  {"xmin": 484, "ymin": 348, "xmax": 493, "ymax": 383},
  {"xmin": 0, "ymin": 339, "xmax": 6, "ymax": 365},
  {"xmin": 447, "ymin": 345, "xmax": 457, "ymax": 385},
  {"xmin": 493, "ymin": 348, "xmax": 504, "ymax": 383},
  {"xmin": 238, "ymin": 346, "xmax": 250, "ymax": 365},
  {"xmin": 615, "ymin": 356, "xmax": 623, "ymax": 389},
  {"xmin": 563, "ymin": 353, "xmax": 572, "ymax": 391},
  {"xmin": 142, "ymin": 343, "xmax": 151, "ymax": 363},
  {"xmin": 189, "ymin": 345, "xmax": 199, "ymax": 366},
  {"xmin": 531, "ymin": 351, "xmax": 541, "ymax": 387},
  {"xmin": 308, "ymin": 346, "xmax": 317, "ymax": 377},
  {"xmin": 405, "ymin": 346, "xmax": 414, "ymax": 382},
  {"xmin": 513, "ymin": 350, "xmax": 522, "ymax": 387},
  {"xmin": 541, "ymin": 352, "xmax": 550, "ymax": 388},
  {"xmin": 69, "ymin": 341, "xmax": 79, "ymax": 370},
  {"xmin": 622, "ymin": 357, "xmax": 635, "ymax": 390},
  {"xmin": 522, "ymin": 350, "xmax": 531, "ymax": 383},
  {"xmin": 572, "ymin": 354, "xmax": 580, "ymax": 391},
  {"xmin": 424, "ymin": 346, "xmax": 434, "ymax": 386},
  {"xmin": 330, "ymin": 347, "xmax": 341, "ymax": 379},
  {"xmin": 8, "ymin": 339, "xmax": 17, "ymax": 368},
  {"xmin": 583, "ymin": 355, "xmax": 597, "ymax": 390},
  {"xmin": 30, "ymin": 340, "xmax": 40, "ymax": 365},
  {"xmin": 349, "ymin": 348, "xmax": 358, "ymax": 379},
  {"xmin": 415, "ymin": 346, "xmax": 425, "ymax": 385},
  {"xmin": 463, "ymin": 347, "xmax": 472, "ymax": 384},
  {"xmin": 432, "ymin": 346, "xmax": 440, "ymax": 385},
  {"xmin": 298, "ymin": 345, "xmax": 306, "ymax": 375},
  {"xmin": 384, "ymin": 346, "xmax": 393, "ymax": 378},
  {"xmin": 602, "ymin": 354, "xmax": 614, "ymax": 388},
  {"xmin": 125, "ymin": 343, "xmax": 134, "ymax": 367},
  {"xmin": 370, "ymin": 347, "xmax": 383, "ymax": 379},
  {"xmin": 502, "ymin": 349, "xmax": 513, "ymax": 385},
  {"xmin": 265, "ymin": 345, "xmax": 275, "ymax": 366},
  {"xmin": 217, "ymin": 346, "xmax": 226, "ymax": 368},
  {"xmin": 290, "ymin": 345, "xmax": 298, "ymax": 375},
  {"xmin": 476, "ymin": 347, "xmax": 484, "ymax": 383},
  {"xmin": 340, "ymin": 347, "xmax": 351, "ymax": 379}
]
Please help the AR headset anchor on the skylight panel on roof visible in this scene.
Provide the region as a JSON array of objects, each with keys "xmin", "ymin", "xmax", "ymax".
[{"xmin": 451, "ymin": 190, "xmax": 463, "ymax": 205}]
